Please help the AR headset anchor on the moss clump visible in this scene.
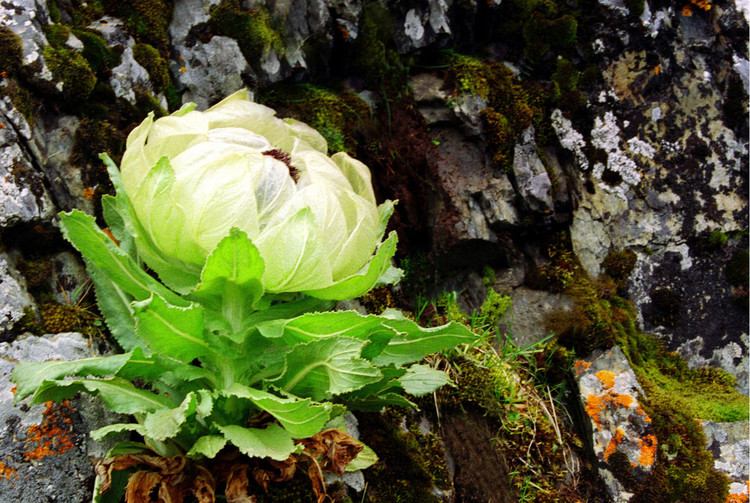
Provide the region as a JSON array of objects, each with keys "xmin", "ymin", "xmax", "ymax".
[
  {"xmin": 259, "ymin": 83, "xmax": 370, "ymax": 155},
  {"xmin": 132, "ymin": 43, "xmax": 169, "ymax": 92},
  {"xmin": 102, "ymin": 0, "xmax": 173, "ymax": 51},
  {"xmin": 39, "ymin": 303, "xmax": 82, "ymax": 333},
  {"xmin": 351, "ymin": 1, "xmax": 406, "ymax": 92},
  {"xmin": 45, "ymin": 23, "xmax": 72, "ymax": 48},
  {"xmin": 209, "ymin": 0, "xmax": 281, "ymax": 65},
  {"xmin": 17, "ymin": 259, "xmax": 54, "ymax": 289},
  {"xmin": 359, "ymin": 286, "xmax": 396, "ymax": 315},
  {"xmin": 446, "ymin": 53, "xmax": 547, "ymax": 171},
  {"xmin": 73, "ymin": 29, "xmax": 121, "ymax": 76},
  {"xmin": 42, "ymin": 45, "xmax": 97, "ymax": 101},
  {"xmin": 70, "ymin": 118, "xmax": 122, "ymax": 168},
  {"xmin": 357, "ymin": 411, "xmax": 444, "ymax": 503},
  {"xmin": 3, "ymin": 81, "xmax": 41, "ymax": 125},
  {"xmin": 522, "ymin": 13, "xmax": 577, "ymax": 64},
  {"xmin": 602, "ymin": 249, "xmax": 638, "ymax": 287},
  {"xmin": 0, "ymin": 26, "xmax": 23, "ymax": 75}
]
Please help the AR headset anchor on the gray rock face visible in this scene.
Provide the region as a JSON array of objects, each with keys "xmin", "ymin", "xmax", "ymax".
[
  {"xmin": 512, "ymin": 126, "xmax": 554, "ymax": 213},
  {"xmin": 109, "ymin": 46, "xmax": 156, "ymax": 106},
  {"xmin": 172, "ymin": 36, "xmax": 251, "ymax": 110},
  {"xmin": 0, "ymin": 99, "xmax": 55, "ymax": 227},
  {"xmin": 0, "ymin": 0, "xmax": 56, "ymax": 89},
  {"xmin": 0, "ymin": 333, "xmax": 122, "ymax": 503},
  {"xmin": 702, "ymin": 419, "xmax": 750, "ymax": 493},
  {"xmin": 0, "ymin": 254, "xmax": 33, "ymax": 336},
  {"xmin": 574, "ymin": 346, "xmax": 656, "ymax": 503}
]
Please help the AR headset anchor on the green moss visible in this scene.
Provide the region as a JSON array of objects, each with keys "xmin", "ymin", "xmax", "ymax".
[
  {"xmin": 259, "ymin": 83, "xmax": 370, "ymax": 155},
  {"xmin": 3, "ymin": 80, "xmax": 41, "ymax": 126},
  {"xmin": 209, "ymin": 0, "xmax": 282, "ymax": 65},
  {"xmin": 48, "ymin": 0, "xmax": 62, "ymax": 23},
  {"xmin": 68, "ymin": 0, "xmax": 106, "ymax": 28},
  {"xmin": 601, "ymin": 249, "xmax": 637, "ymax": 287},
  {"xmin": 100, "ymin": 0, "xmax": 172, "ymax": 50},
  {"xmin": 134, "ymin": 88, "xmax": 167, "ymax": 118},
  {"xmin": 359, "ymin": 286, "xmax": 396, "ymax": 315},
  {"xmin": 624, "ymin": 0, "xmax": 646, "ymax": 17},
  {"xmin": 45, "ymin": 23, "xmax": 71, "ymax": 48},
  {"xmin": 163, "ymin": 82, "xmax": 182, "ymax": 112},
  {"xmin": 70, "ymin": 118, "xmax": 122, "ymax": 168},
  {"xmin": 132, "ymin": 43, "xmax": 169, "ymax": 92},
  {"xmin": 73, "ymin": 29, "xmax": 121, "ymax": 76},
  {"xmin": 522, "ymin": 13, "xmax": 577, "ymax": 64},
  {"xmin": 357, "ymin": 411, "xmax": 443, "ymax": 503},
  {"xmin": 42, "ymin": 45, "xmax": 97, "ymax": 101},
  {"xmin": 0, "ymin": 26, "xmax": 24, "ymax": 75},
  {"xmin": 352, "ymin": 1, "xmax": 406, "ymax": 92},
  {"xmin": 17, "ymin": 259, "xmax": 54, "ymax": 289},
  {"xmin": 446, "ymin": 53, "xmax": 545, "ymax": 171}
]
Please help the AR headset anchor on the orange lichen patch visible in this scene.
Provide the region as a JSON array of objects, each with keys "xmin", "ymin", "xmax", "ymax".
[
  {"xmin": 637, "ymin": 434, "xmax": 657, "ymax": 467},
  {"xmin": 604, "ymin": 429, "xmax": 625, "ymax": 461},
  {"xmin": 690, "ymin": 0, "xmax": 711, "ymax": 10},
  {"xmin": 682, "ymin": 4, "xmax": 693, "ymax": 15},
  {"xmin": 180, "ymin": 66, "xmax": 187, "ymax": 73},
  {"xmin": 574, "ymin": 360, "xmax": 592, "ymax": 375},
  {"xmin": 23, "ymin": 401, "xmax": 76, "ymax": 462},
  {"xmin": 585, "ymin": 394, "xmax": 607, "ymax": 428},
  {"xmin": 596, "ymin": 370, "xmax": 616, "ymax": 390},
  {"xmin": 612, "ymin": 393, "xmax": 634, "ymax": 408},
  {"xmin": 726, "ymin": 493, "xmax": 748, "ymax": 503},
  {"xmin": 10, "ymin": 385, "xmax": 16, "ymax": 394},
  {"xmin": 82, "ymin": 187, "xmax": 95, "ymax": 201},
  {"xmin": 0, "ymin": 461, "xmax": 18, "ymax": 480},
  {"xmin": 654, "ymin": 65, "xmax": 660, "ymax": 76}
]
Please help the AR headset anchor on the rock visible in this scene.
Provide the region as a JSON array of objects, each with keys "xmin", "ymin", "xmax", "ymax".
[
  {"xmin": 109, "ymin": 46, "xmax": 154, "ymax": 106},
  {"xmin": 88, "ymin": 16, "xmax": 133, "ymax": 47},
  {"xmin": 574, "ymin": 346, "xmax": 656, "ymax": 503},
  {"xmin": 701, "ymin": 420, "xmax": 750, "ymax": 490},
  {"xmin": 0, "ymin": 0, "xmax": 56, "ymax": 89},
  {"xmin": 172, "ymin": 36, "xmax": 251, "ymax": 109},
  {"xmin": 0, "ymin": 254, "xmax": 33, "ymax": 337},
  {"xmin": 502, "ymin": 287, "xmax": 574, "ymax": 349},
  {"xmin": 512, "ymin": 126, "xmax": 554, "ymax": 213},
  {"xmin": 395, "ymin": 0, "xmax": 453, "ymax": 52},
  {"xmin": 451, "ymin": 94, "xmax": 488, "ymax": 138},
  {"xmin": 0, "ymin": 332, "xmax": 122, "ymax": 503}
]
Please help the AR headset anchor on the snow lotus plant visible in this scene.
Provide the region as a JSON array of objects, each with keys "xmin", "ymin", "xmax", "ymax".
[{"xmin": 11, "ymin": 90, "xmax": 477, "ymax": 502}]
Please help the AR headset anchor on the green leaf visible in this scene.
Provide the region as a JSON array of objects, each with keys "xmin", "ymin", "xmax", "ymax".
[
  {"xmin": 271, "ymin": 337, "xmax": 382, "ymax": 401},
  {"xmin": 398, "ymin": 364, "xmax": 452, "ymax": 396},
  {"xmin": 104, "ymin": 441, "xmax": 151, "ymax": 457},
  {"xmin": 11, "ymin": 351, "xmax": 136, "ymax": 400},
  {"xmin": 85, "ymin": 258, "xmax": 141, "ymax": 351},
  {"xmin": 186, "ymin": 435, "xmax": 227, "ymax": 459},
  {"xmin": 31, "ymin": 377, "xmax": 173, "ymax": 414},
  {"xmin": 99, "ymin": 153, "xmax": 202, "ymax": 294},
  {"xmin": 90, "ymin": 423, "xmax": 146, "ymax": 441},
  {"xmin": 347, "ymin": 443, "xmax": 378, "ymax": 471},
  {"xmin": 58, "ymin": 210, "xmax": 187, "ymax": 307},
  {"xmin": 223, "ymin": 383, "xmax": 332, "ymax": 438},
  {"xmin": 133, "ymin": 294, "xmax": 212, "ymax": 363},
  {"xmin": 143, "ymin": 393, "xmax": 198, "ymax": 442},
  {"xmin": 191, "ymin": 228, "xmax": 265, "ymax": 336},
  {"xmin": 302, "ymin": 231, "xmax": 398, "ymax": 300},
  {"xmin": 344, "ymin": 392, "xmax": 416, "ymax": 412},
  {"xmin": 218, "ymin": 424, "xmax": 298, "ymax": 461},
  {"xmin": 101, "ymin": 194, "xmax": 136, "ymax": 258},
  {"xmin": 372, "ymin": 318, "xmax": 477, "ymax": 367}
]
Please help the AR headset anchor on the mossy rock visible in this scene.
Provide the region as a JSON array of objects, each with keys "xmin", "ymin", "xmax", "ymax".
[
  {"xmin": 102, "ymin": 0, "xmax": 173, "ymax": 50},
  {"xmin": 42, "ymin": 45, "xmax": 97, "ymax": 101},
  {"xmin": 0, "ymin": 25, "xmax": 23, "ymax": 74},
  {"xmin": 73, "ymin": 28, "xmax": 121, "ymax": 76},
  {"xmin": 132, "ymin": 43, "xmax": 169, "ymax": 92},
  {"xmin": 209, "ymin": 0, "xmax": 282, "ymax": 66}
]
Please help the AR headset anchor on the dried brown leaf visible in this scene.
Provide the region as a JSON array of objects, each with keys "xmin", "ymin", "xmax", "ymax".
[
  {"xmin": 225, "ymin": 465, "xmax": 256, "ymax": 503},
  {"xmin": 125, "ymin": 470, "xmax": 162, "ymax": 503},
  {"xmin": 303, "ymin": 452, "xmax": 328, "ymax": 503},
  {"xmin": 191, "ymin": 465, "xmax": 216, "ymax": 503},
  {"xmin": 301, "ymin": 429, "xmax": 364, "ymax": 476}
]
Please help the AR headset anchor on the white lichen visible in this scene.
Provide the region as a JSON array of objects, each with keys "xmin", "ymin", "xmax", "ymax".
[
  {"xmin": 627, "ymin": 137, "xmax": 656, "ymax": 159},
  {"xmin": 551, "ymin": 108, "xmax": 589, "ymax": 170},
  {"xmin": 591, "ymin": 111, "xmax": 642, "ymax": 198}
]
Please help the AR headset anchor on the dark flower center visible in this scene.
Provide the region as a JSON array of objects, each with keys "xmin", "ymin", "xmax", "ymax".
[{"xmin": 263, "ymin": 149, "xmax": 299, "ymax": 182}]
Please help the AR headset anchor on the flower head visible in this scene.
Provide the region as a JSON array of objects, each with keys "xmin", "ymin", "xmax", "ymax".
[{"xmin": 119, "ymin": 89, "xmax": 397, "ymax": 298}]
